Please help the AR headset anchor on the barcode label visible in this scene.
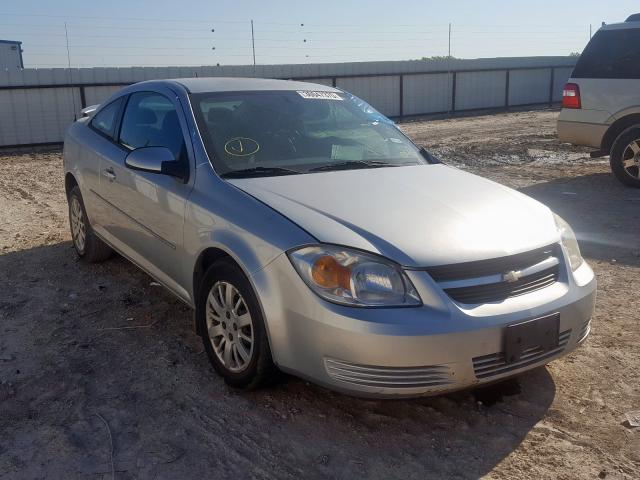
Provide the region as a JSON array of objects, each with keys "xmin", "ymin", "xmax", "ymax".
[{"xmin": 297, "ymin": 91, "xmax": 343, "ymax": 100}]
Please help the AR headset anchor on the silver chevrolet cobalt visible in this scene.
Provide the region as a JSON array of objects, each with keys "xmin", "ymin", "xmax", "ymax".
[{"xmin": 64, "ymin": 78, "xmax": 596, "ymax": 397}]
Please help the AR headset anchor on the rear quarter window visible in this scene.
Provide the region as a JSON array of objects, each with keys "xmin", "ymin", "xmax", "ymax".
[
  {"xmin": 89, "ymin": 97, "xmax": 124, "ymax": 139},
  {"xmin": 573, "ymin": 28, "xmax": 640, "ymax": 79}
]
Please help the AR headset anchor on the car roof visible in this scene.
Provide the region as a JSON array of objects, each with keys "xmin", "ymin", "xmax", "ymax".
[
  {"xmin": 168, "ymin": 77, "xmax": 339, "ymax": 94},
  {"xmin": 601, "ymin": 19, "xmax": 640, "ymax": 31}
]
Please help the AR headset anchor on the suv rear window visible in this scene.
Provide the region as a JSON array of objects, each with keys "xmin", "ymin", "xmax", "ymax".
[{"xmin": 572, "ymin": 28, "xmax": 640, "ymax": 79}]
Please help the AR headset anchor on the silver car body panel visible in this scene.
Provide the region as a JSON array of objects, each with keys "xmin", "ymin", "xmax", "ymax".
[
  {"xmin": 64, "ymin": 77, "xmax": 596, "ymax": 397},
  {"xmin": 256, "ymin": 252, "xmax": 595, "ymax": 397},
  {"xmin": 227, "ymin": 165, "xmax": 560, "ymax": 267}
]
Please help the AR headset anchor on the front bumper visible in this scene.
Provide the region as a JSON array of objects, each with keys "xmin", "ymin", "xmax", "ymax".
[{"xmin": 253, "ymin": 254, "xmax": 596, "ymax": 398}]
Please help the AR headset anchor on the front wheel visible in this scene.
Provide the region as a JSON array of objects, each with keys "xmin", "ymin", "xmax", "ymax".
[
  {"xmin": 610, "ymin": 126, "xmax": 640, "ymax": 188},
  {"xmin": 68, "ymin": 186, "xmax": 113, "ymax": 262},
  {"xmin": 196, "ymin": 259, "xmax": 278, "ymax": 389}
]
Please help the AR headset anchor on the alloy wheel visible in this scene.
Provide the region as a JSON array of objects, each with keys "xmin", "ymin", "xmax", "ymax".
[
  {"xmin": 70, "ymin": 196, "xmax": 86, "ymax": 253},
  {"xmin": 621, "ymin": 139, "xmax": 640, "ymax": 179},
  {"xmin": 205, "ymin": 281, "xmax": 254, "ymax": 372}
]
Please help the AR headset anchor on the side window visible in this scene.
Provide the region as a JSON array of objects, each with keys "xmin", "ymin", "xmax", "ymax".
[
  {"xmin": 118, "ymin": 92, "xmax": 186, "ymax": 160},
  {"xmin": 573, "ymin": 29, "xmax": 640, "ymax": 79},
  {"xmin": 90, "ymin": 97, "xmax": 124, "ymax": 139}
]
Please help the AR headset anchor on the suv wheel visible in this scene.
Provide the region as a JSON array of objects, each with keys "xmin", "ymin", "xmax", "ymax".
[
  {"xmin": 610, "ymin": 126, "xmax": 640, "ymax": 188},
  {"xmin": 68, "ymin": 186, "xmax": 113, "ymax": 262},
  {"xmin": 196, "ymin": 259, "xmax": 278, "ymax": 389}
]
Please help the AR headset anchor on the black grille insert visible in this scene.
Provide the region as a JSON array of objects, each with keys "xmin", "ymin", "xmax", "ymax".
[
  {"xmin": 444, "ymin": 266, "xmax": 559, "ymax": 304},
  {"xmin": 425, "ymin": 245, "xmax": 558, "ymax": 282},
  {"xmin": 426, "ymin": 244, "xmax": 562, "ymax": 304}
]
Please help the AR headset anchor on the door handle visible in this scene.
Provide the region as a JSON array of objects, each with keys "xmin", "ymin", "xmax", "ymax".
[{"xmin": 102, "ymin": 168, "xmax": 116, "ymax": 181}]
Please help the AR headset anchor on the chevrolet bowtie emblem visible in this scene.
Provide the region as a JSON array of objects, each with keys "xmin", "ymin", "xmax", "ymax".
[{"xmin": 503, "ymin": 270, "xmax": 522, "ymax": 283}]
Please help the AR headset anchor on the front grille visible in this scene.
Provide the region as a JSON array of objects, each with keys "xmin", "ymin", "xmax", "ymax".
[
  {"xmin": 472, "ymin": 329, "xmax": 571, "ymax": 379},
  {"xmin": 425, "ymin": 244, "xmax": 561, "ymax": 305},
  {"xmin": 324, "ymin": 358, "xmax": 453, "ymax": 389},
  {"xmin": 445, "ymin": 266, "xmax": 559, "ymax": 304},
  {"xmin": 426, "ymin": 245, "xmax": 558, "ymax": 282}
]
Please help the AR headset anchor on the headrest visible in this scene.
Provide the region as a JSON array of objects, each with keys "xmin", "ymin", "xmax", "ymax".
[
  {"xmin": 161, "ymin": 110, "xmax": 180, "ymax": 131},
  {"xmin": 135, "ymin": 107, "xmax": 157, "ymax": 125},
  {"xmin": 207, "ymin": 107, "xmax": 233, "ymax": 124}
]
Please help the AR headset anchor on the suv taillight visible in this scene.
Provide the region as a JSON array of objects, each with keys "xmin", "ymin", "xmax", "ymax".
[{"xmin": 562, "ymin": 83, "xmax": 581, "ymax": 109}]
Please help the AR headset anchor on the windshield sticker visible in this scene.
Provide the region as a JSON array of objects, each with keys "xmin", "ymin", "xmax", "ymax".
[
  {"xmin": 331, "ymin": 144, "xmax": 364, "ymax": 161},
  {"xmin": 297, "ymin": 91, "xmax": 343, "ymax": 101},
  {"xmin": 224, "ymin": 137, "xmax": 260, "ymax": 157}
]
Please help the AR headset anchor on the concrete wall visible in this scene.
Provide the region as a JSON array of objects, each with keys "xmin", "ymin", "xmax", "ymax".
[
  {"xmin": 336, "ymin": 75, "xmax": 401, "ymax": 116},
  {"xmin": 403, "ymin": 73, "xmax": 453, "ymax": 116},
  {"xmin": 0, "ymin": 56, "xmax": 577, "ymax": 147},
  {"xmin": 455, "ymin": 70, "xmax": 508, "ymax": 110},
  {"xmin": 0, "ymin": 87, "xmax": 80, "ymax": 145},
  {"xmin": 508, "ymin": 68, "xmax": 552, "ymax": 106}
]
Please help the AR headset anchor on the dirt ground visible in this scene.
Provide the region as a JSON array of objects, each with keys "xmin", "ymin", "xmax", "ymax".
[{"xmin": 0, "ymin": 108, "xmax": 638, "ymax": 479}]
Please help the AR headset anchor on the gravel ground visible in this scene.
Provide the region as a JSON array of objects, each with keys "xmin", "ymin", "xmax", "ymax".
[{"xmin": 0, "ymin": 108, "xmax": 639, "ymax": 479}]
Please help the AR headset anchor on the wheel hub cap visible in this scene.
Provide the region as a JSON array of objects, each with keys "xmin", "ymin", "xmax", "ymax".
[
  {"xmin": 70, "ymin": 197, "xmax": 86, "ymax": 252},
  {"xmin": 622, "ymin": 140, "xmax": 640, "ymax": 179},
  {"xmin": 205, "ymin": 281, "xmax": 254, "ymax": 372}
]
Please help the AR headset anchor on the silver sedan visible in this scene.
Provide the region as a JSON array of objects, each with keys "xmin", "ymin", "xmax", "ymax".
[{"xmin": 63, "ymin": 78, "xmax": 596, "ymax": 397}]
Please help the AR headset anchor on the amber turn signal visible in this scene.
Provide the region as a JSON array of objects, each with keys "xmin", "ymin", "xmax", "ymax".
[{"xmin": 311, "ymin": 255, "xmax": 352, "ymax": 290}]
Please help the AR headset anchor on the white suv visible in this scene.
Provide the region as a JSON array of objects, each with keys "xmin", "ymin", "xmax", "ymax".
[{"xmin": 558, "ymin": 14, "xmax": 640, "ymax": 187}]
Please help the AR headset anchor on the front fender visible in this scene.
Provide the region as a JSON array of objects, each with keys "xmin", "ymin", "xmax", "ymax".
[{"xmin": 182, "ymin": 163, "xmax": 315, "ymax": 303}]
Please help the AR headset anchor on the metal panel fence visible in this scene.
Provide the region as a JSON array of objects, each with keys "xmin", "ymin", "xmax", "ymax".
[{"xmin": 0, "ymin": 56, "xmax": 577, "ymax": 147}]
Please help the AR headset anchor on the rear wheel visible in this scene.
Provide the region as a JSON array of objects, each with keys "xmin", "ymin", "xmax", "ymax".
[
  {"xmin": 68, "ymin": 186, "xmax": 113, "ymax": 262},
  {"xmin": 196, "ymin": 259, "xmax": 278, "ymax": 389},
  {"xmin": 610, "ymin": 126, "xmax": 640, "ymax": 188}
]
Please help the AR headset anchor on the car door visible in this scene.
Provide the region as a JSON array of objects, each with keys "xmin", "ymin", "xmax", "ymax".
[
  {"xmin": 81, "ymin": 96, "xmax": 127, "ymax": 226},
  {"xmin": 98, "ymin": 89, "xmax": 194, "ymax": 300}
]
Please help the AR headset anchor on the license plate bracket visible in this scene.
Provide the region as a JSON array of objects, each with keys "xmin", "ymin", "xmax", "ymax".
[{"xmin": 504, "ymin": 313, "xmax": 560, "ymax": 364}]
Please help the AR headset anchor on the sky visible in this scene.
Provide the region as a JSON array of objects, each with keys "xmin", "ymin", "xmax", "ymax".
[{"xmin": 1, "ymin": 0, "xmax": 639, "ymax": 68}]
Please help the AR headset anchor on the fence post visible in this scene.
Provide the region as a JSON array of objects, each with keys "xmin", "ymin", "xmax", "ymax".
[
  {"xmin": 79, "ymin": 86, "xmax": 87, "ymax": 109},
  {"xmin": 504, "ymin": 69, "xmax": 510, "ymax": 108},
  {"xmin": 399, "ymin": 74, "xmax": 404, "ymax": 117},
  {"xmin": 548, "ymin": 68, "xmax": 555, "ymax": 105},
  {"xmin": 332, "ymin": 77, "xmax": 337, "ymax": 88},
  {"xmin": 451, "ymin": 71, "xmax": 457, "ymax": 113}
]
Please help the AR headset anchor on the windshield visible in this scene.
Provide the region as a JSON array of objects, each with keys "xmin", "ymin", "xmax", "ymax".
[{"xmin": 191, "ymin": 90, "xmax": 426, "ymax": 177}]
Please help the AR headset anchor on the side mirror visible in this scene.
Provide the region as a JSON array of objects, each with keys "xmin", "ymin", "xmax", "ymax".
[
  {"xmin": 419, "ymin": 147, "xmax": 442, "ymax": 165},
  {"xmin": 125, "ymin": 146, "xmax": 188, "ymax": 181}
]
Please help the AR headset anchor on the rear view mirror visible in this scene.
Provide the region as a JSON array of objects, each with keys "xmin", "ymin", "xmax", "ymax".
[{"xmin": 125, "ymin": 146, "xmax": 187, "ymax": 181}]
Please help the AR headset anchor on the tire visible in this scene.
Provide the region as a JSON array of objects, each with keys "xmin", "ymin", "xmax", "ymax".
[
  {"xmin": 196, "ymin": 259, "xmax": 278, "ymax": 389},
  {"xmin": 610, "ymin": 126, "xmax": 640, "ymax": 188},
  {"xmin": 68, "ymin": 186, "xmax": 113, "ymax": 262}
]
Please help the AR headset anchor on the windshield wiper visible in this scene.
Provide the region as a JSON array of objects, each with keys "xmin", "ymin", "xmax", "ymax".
[
  {"xmin": 221, "ymin": 166, "xmax": 303, "ymax": 178},
  {"xmin": 308, "ymin": 160, "xmax": 403, "ymax": 172}
]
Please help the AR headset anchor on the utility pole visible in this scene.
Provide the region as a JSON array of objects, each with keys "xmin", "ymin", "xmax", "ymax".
[
  {"xmin": 589, "ymin": 24, "xmax": 592, "ymax": 39},
  {"xmin": 64, "ymin": 22, "xmax": 73, "ymax": 72},
  {"xmin": 251, "ymin": 19, "xmax": 256, "ymax": 72},
  {"xmin": 64, "ymin": 22, "xmax": 77, "ymax": 119},
  {"xmin": 448, "ymin": 22, "xmax": 452, "ymax": 58}
]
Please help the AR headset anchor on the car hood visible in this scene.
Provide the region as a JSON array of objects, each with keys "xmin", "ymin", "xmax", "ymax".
[{"xmin": 227, "ymin": 165, "xmax": 560, "ymax": 267}]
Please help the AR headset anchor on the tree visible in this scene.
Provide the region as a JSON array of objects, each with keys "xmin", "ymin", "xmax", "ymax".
[{"xmin": 419, "ymin": 56, "xmax": 456, "ymax": 61}]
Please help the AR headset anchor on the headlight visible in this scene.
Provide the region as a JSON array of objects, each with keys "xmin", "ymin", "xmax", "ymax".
[
  {"xmin": 554, "ymin": 214, "xmax": 584, "ymax": 271},
  {"xmin": 288, "ymin": 245, "xmax": 421, "ymax": 307}
]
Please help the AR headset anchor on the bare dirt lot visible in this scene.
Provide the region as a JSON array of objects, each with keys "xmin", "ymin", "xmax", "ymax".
[{"xmin": 1, "ymin": 109, "xmax": 639, "ymax": 479}]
